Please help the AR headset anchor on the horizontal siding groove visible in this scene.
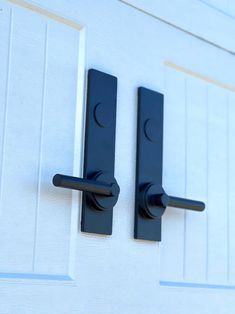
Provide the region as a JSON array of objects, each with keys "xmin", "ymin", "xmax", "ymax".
[
  {"xmin": 198, "ymin": 0, "xmax": 234, "ymax": 19},
  {"xmin": 120, "ymin": 0, "xmax": 235, "ymax": 55}
]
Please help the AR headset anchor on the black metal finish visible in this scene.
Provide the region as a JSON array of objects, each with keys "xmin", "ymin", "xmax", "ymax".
[
  {"xmin": 135, "ymin": 87, "xmax": 205, "ymax": 241},
  {"xmin": 53, "ymin": 69, "xmax": 119, "ymax": 235},
  {"xmin": 53, "ymin": 174, "xmax": 119, "ymax": 197},
  {"xmin": 166, "ymin": 195, "xmax": 205, "ymax": 211},
  {"xmin": 81, "ymin": 69, "xmax": 118, "ymax": 235}
]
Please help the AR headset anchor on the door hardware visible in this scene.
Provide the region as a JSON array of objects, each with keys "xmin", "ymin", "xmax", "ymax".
[
  {"xmin": 134, "ymin": 87, "xmax": 205, "ymax": 241},
  {"xmin": 53, "ymin": 69, "xmax": 119, "ymax": 235},
  {"xmin": 53, "ymin": 173, "xmax": 119, "ymax": 211}
]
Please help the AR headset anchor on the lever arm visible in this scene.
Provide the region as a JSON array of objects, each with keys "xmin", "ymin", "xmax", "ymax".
[
  {"xmin": 151, "ymin": 192, "xmax": 205, "ymax": 212},
  {"xmin": 53, "ymin": 174, "xmax": 118, "ymax": 196},
  {"xmin": 52, "ymin": 172, "xmax": 120, "ymax": 212}
]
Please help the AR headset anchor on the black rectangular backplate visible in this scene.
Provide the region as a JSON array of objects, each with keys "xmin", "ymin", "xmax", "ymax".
[
  {"xmin": 134, "ymin": 87, "xmax": 164, "ymax": 241},
  {"xmin": 81, "ymin": 69, "xmax": 117, "ymax": 235}
]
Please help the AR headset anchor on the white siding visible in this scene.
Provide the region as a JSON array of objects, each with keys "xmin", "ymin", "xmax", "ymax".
[
  {"xmin": 200, "ymin": 0, "xmax": 235, "ymax": 16},
  {"xmin": 202, "ymin": 0, "xmax": 229, "ymax": 12},
  {"xmin": 161, "ymin": 64, "xmax": 235, "ymax": 286},
  {"xmin": 0, "ymin": 1, "xmax": 80, "ymax": 277},
  {"xmin": 120, "ymin": 0, "xmax": 235, "ymax": 53}
]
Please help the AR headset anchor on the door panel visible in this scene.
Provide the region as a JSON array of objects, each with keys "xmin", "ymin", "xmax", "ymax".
[
  {"xmin": 0, "ymin": 0, "xmax": 82, "ymax": 278},
  {"xmin": 1, "ymin": 0, "xmax": 235, "ymax": 313},
  {"xmin": 161, "ymin": 64, "xmax": 235, "ymax": 287}
]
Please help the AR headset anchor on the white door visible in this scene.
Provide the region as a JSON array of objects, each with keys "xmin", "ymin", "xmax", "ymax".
[{"xmin": 1, "ymin": 0, "xmax": 235, "ymax": 313}]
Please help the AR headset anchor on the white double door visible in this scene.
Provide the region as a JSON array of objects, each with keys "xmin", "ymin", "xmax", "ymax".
[{"xmin": 1, "ymin": 0, "xmax": 235, "ymax": 313}]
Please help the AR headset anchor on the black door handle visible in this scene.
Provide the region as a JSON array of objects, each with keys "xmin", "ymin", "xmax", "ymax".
[
  {"xmin": 135, "ymin": 87, "xmax": 205, "ymax": 241},
  {"xmin": 162, "ymin": 195, "xmax": 205, "ymax": 211},
  {"xmin": 140, "ymin": 184, "xmax": 205, "ymax": 220},
  {"xmin": 53, "ymin": 172, "xmax": 120, "ymax": 211},
  {"xmin": 53, "ymin": 69, "xmax": 119, "ymax": 235}
]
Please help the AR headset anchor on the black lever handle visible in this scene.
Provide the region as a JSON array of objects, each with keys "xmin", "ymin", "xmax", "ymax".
[
  {"xmin": 135, "ymin": 87, "xmax": 206, "ymax": 241},
  {"xmin": 53, "ymin": 174, "xmax": 118, "ymax": 196},
  {"xmin": 53, "ymin": 70, "xmax": 118, "ymax": 235},
  {"xmin": 52, "ymin": 172, "xmax": 120, "ymax": 211},
  {"xmin": 152, "ymin": 193, "xmax": 205, "ymax": 212},
  {"xmin": 141, "ymin": 184, "xmax": 205, "ymax": 220}
]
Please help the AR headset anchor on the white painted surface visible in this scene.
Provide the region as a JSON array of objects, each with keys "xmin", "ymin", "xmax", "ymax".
[
  {"xmin": 121, "ymin": 0, "xmax": 235, "ymax": 53},
  {"xmin": 200, "ymin": 0, "xmax": 235, "ymax": 16},
  {"xmin": 161, "ymin": 65, "xmax": 235, "ymax": 287},
  {"xmin": 202, "ymin": 0, "xmax": 229, "ymax": 12},
  {"xmin": 0, "ymin": 0, "xmax": 84, "ymax": 279},
  {"xmin": 0, "ymin": 0, "xmax": 235, "ymax": 313}
]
